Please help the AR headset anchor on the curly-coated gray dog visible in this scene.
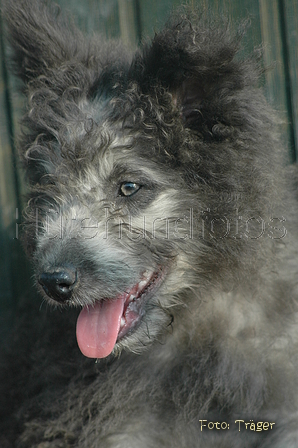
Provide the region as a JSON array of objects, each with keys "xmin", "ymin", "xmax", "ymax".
[{"xmin": 1, "ymin": 1, "xmax": 298, "ymax": 447}]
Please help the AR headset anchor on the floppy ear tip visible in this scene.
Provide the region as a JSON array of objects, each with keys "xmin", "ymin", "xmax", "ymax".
[
  {"xmin": 138, "ymin": 9, "xmax": 259, "ymax": 134},
  {"xmin": 2, "ymin": 1, "xmax": 41, "ymax": 80},
  {"xmin": 2, "ymin": 0, "xmax": 79, "ymax": 83}
]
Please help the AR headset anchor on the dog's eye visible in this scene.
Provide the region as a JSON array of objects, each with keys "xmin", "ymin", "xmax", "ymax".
[{"xmin": 119, "ymin": 182, "xmax": 141, "ymax": 197}]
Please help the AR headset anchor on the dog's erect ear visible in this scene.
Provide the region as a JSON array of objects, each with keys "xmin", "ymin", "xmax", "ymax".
[
  {"xmin": 136, "ymin": 12, "xmax": 254, "ymax": 136},
  {"xmin": 2, "ymin": 0, "xmax": 84, "ymax": 83}
]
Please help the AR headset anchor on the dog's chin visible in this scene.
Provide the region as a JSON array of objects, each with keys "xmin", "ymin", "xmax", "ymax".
[{"xmin": 112, "ymin": 312, "xmax": 168, "ymax": 357}]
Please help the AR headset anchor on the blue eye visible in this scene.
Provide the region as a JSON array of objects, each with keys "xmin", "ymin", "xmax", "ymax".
[{"xmin": 120, "ymin": 182, "xmax": 141, "ymax": 197}]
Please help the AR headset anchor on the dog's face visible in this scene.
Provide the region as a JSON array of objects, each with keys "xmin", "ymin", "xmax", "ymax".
[
  {"xmin": 25, "ymin": 90, "xmax": 203, "ymax": 358},
  {"xmin": 6, "ymin": 1, "xmax": 280, "ymax": 358},
  {"xmin": 31, "ymin": 119, "xmax": 193, "ymax": 358}
]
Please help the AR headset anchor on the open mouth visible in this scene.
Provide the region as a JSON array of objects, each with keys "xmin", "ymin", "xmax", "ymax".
[{"xmin": 76, "ymin": 268, "xmax": 165, "ymax": 359}]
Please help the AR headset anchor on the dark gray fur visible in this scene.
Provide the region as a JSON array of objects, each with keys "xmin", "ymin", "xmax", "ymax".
[{"xmin": 1, "ymin": 1, "xmax": 298, "ymax": 447}]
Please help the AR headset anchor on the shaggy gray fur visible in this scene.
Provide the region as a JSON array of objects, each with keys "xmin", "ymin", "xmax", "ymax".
[{"xmin": 1, "ymin": 1, "xmax": 298, "ymax": 446}]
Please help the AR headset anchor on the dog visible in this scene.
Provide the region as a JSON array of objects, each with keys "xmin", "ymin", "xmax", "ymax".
[{"xmin": 1, "ymin": 0, "xmax": 298, "ymax": 446}]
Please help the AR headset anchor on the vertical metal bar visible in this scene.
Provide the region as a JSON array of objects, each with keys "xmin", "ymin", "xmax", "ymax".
[
  {"xmin": 133, "ymin": 0, "xmax": 142, "ymax": 44},
  {"xmin": 278, "ymin": 0, "xmax": 297, "ymax": 162},
  {"xmin": 0, "ymin": 13, "xmax": 22, "ymax": 210}
]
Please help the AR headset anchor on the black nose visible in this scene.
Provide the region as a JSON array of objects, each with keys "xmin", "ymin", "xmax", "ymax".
[{"xmin": 38, "ymin": 265, "xmax": 78, "ymax": 303}]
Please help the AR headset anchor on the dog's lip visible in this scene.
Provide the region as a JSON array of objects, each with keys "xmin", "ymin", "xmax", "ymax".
[{"xmin": 117, "ymin": 267, "xmax": 165, "ymax": 341}]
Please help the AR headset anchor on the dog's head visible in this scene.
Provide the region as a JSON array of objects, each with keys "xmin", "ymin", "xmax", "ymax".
[{"xmin": 4, "ymin": 0, "xmax": 282, "ymax": 358}]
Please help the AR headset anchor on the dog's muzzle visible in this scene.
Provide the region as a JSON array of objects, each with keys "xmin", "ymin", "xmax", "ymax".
[{"xmin": 38, "ymin": 264, "xmax": 78, "ymax": 303}]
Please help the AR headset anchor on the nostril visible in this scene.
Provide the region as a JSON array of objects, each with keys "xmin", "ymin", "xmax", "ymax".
[{"xmin": 38, "ymin": 265, "xmax": 78, "ymax": 303}]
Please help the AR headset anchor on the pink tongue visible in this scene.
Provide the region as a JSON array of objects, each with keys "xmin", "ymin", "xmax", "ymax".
[{"xmin": 76, "ymin": 298, "xmax": 125, "ymax": 358}]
